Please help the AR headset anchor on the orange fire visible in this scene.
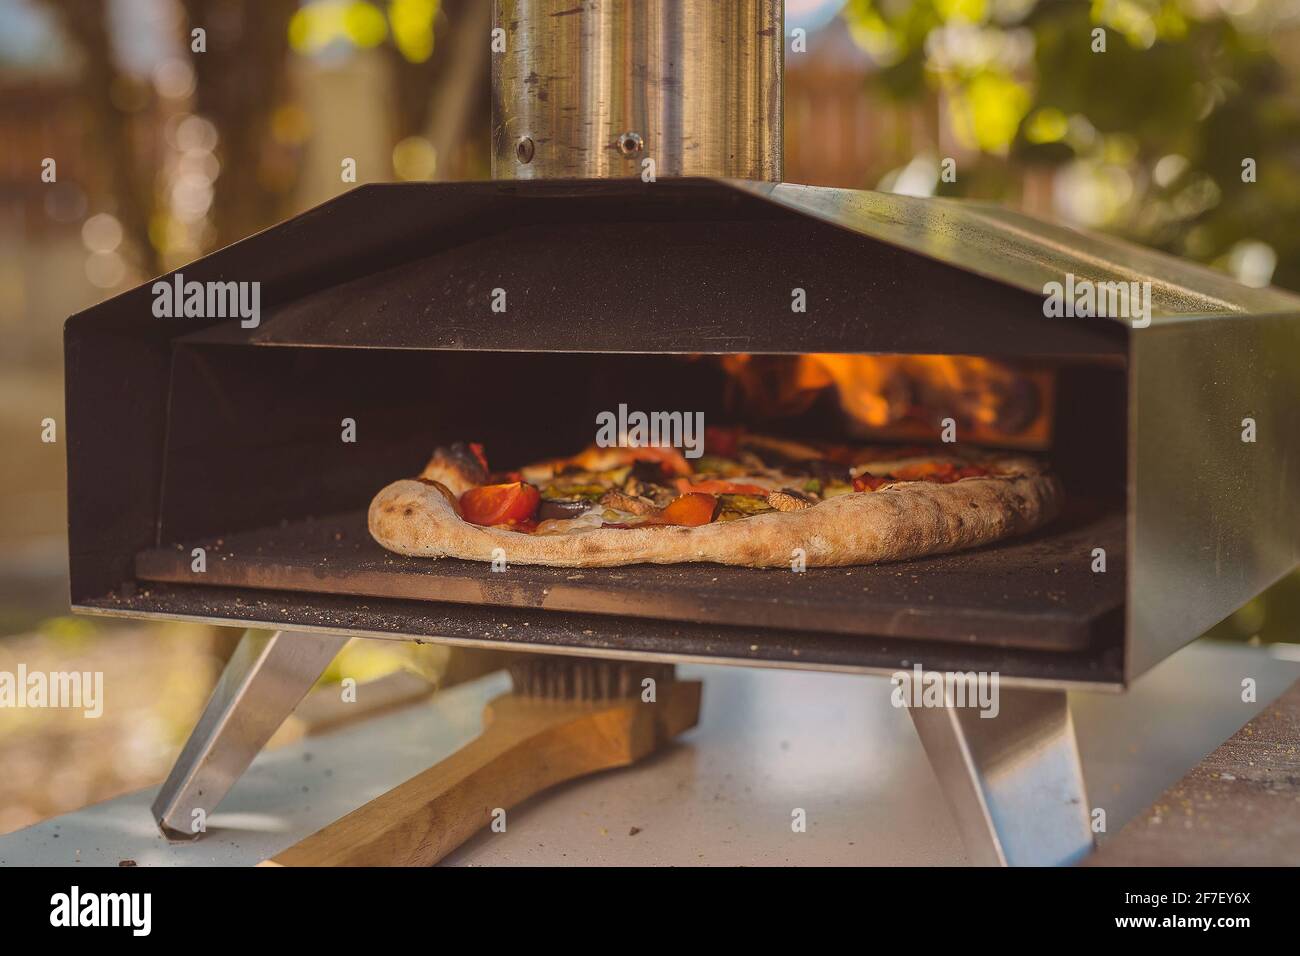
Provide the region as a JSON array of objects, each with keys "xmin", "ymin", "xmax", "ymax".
[{"xmin": 719, "ymin": 354, "xmax": 1054, "ymax": 449}]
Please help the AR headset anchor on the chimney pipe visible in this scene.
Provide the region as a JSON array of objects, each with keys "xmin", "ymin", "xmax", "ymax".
[{"xmin": 492, "ymin": 0, "xmax": 783, "ymax": 181}]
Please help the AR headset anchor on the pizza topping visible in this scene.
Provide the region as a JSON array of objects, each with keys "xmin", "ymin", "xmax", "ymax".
[
  {"xmin": 540, "ymin": 481, "xmax": 607, "ymax": 501},
  {"xmin": 378, "ymin": 431, "xmax": 1057, "ymax": 568},
  {"xmin": 691, "ymin": 454, "xmax": 749, "ymax": 477},
  {"xmin": 823, "ymin": 480, "xmax": 854, "ymax": 498},
  {"xmin": 888, "ymin": 461, "xmax": 991, "ymax": 483},
  {"xmin": 675, "ymin": 477, "xmax": 771, "ymax": 496},
  {"xmin": 852, "ymin": 455, "xmax": 972, "ymax": 478},
  {"xmin": 853, "ymin": 473, "xmax": 890, "ymax": 492},
  {"xmin": 852, "ymin": 461, "xmax": 992, "ymax": 491},
  {"xmin": 767, "ymin": 489, "xmax": 814, "ymax": 512},
  {"xmin": 656, "ymin": 492, "xmax": 720, "ymax": 526},
  {"xmin": 420, "ymin": 442, "xmax": 490, "ymax": 497},
  {"xmin": 743, "ymin": 443, "xmax": 819, "ymax": 475},
  {"xmin": 731, "ymin": 440, "xmax": 852, "ymax": 486},
  {"xmin": 467, "ymin": 442, "xmax": 490, "ymax": 473},
  {"xmin": 739, "ymin": 433, "xmax": 826, "ymax": 462},
  {"xmin": 887, "ymin": 460, "xmax": 955, "ymax": 481},
  {"xmin": 534, "ymin": 510, "xmax": 609, "ymax": 536},
  {"xmin": 616, "ymin": 446, "xmax": 692, "ymax": 477},
  {"xmin": 537, "ymin": 497, "xmax": 596, "ymax": 521},
  {"xmin": 521, "ymin": 447, "xmax": 635, "ymax": 483},
  {"xmin": 622, "ymin": 469, "xmax": 677, "ymax": 507},
  {"xmin": 436, "ymin": 436, "xmax": 1010, "ymax": 535},
  {"xmin": 599, "ymin": 489, "xmax": 659, "ymax": 515},
  {"xmin": 459, "ymin": 481, "xmax": 540, "ymax": 527},
  {"xmin": 717, "ymin": 493, "xmax": 775, "ymax": 517},
  {"xmin": 621, "ymin": 459, "xmax": 660, "ymax": 482}
]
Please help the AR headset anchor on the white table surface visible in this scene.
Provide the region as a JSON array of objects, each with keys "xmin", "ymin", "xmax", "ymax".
[{"xmin": 3, "ymin": 639, "xmax": 1296, "ymax": 866}]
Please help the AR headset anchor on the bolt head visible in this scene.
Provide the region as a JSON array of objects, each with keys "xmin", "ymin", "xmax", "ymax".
[{"xmin": 617, "ymin": 132, "xmax": 645, "ymax": 156}]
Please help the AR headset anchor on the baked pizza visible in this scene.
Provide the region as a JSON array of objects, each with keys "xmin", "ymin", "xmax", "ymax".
[{"xmin": 368, "ymin": 428, "xmax": 1061, "ymax": 568}]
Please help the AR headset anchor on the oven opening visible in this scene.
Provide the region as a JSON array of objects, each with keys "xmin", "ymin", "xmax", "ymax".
[{"xmin": 120, "ymin": 345, "xmax": 1127, "ymax": 664}]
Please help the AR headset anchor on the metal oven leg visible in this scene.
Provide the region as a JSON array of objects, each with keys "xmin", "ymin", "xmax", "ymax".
[
  {"xmin": 152, "ymin": 629, "xmax": 349, "ymax": 839},
  {"xmin": 907, "ymin": 686, "xmax": 1094, "ymax": 866}
]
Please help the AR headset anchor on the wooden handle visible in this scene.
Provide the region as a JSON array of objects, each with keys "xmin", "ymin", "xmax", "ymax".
[{"xmin": 266, "ymin": 680, "xmax": 701, "ymax": 866}]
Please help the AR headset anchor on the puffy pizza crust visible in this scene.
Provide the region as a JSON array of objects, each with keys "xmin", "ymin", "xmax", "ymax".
[{"xmin": 368, "ymin": 456, "xmax": 1062, "ymax": 569}]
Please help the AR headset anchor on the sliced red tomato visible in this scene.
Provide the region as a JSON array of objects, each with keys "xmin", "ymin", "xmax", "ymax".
[
  {"xmin": 675, "ymin": 477, "xmax": 769, "ymax": 496},
  {"xmin": 657, "ymin": 492, "xmax": 719, "ymax": 526},
  {"xmin": 618, "ymin": 445, "xmax": 693, "ymax": 477},
  {"xmin": 459, "ymin": 481, "xmax": 540, "ymax": 527}
]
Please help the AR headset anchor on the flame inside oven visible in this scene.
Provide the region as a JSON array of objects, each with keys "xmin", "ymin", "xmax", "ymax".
[{"xmin": 718, "ymin": 354, "xmax": 1055, "ymax": 449}]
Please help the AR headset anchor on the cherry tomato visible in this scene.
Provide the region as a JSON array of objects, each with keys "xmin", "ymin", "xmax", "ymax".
[
  {"xmin": 657, "ymin": 492, "xmax": 719, "ymax": 526},
  {"xmin": 459, "ymin": 482, "xmax": 540, "ymax": 527}
]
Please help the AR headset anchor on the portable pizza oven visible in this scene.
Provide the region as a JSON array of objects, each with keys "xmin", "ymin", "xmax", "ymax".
[{"xmin": 64, "ymin": 0, "xmax": 1300, "ymax": 865}]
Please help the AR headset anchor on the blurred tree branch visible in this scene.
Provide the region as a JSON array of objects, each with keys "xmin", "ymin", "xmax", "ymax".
[
  {"xmin": 38, "ymin": 0, "xmax": 160, "ymax": 276},
  {"xmin": 384, "ymin": 0, "xmax": 491, "ymax": 178},
  {"xmin": 180, "ymin": 0, "xmax": 299, "ymax": 250}
]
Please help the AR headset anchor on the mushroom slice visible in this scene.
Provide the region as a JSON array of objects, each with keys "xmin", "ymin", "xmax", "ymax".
[{"xmin": 599, "ymin": 489, "xmax": 659, "ymax": 516}]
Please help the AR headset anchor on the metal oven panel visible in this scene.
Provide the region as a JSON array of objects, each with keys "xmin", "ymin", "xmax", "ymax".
[
  {"xmin": 1128, "ymin": 314, "xmax": 1300, "ymax": 679},
  {"xmin": 63, "ymin": 178, "xmax": 1300, "ymax": 688},
  {"xmin": 76, "ymin": 583, "xmax": 1122, "ymax": 690}
]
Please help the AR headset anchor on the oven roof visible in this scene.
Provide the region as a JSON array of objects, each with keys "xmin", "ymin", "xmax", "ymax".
[
  {"xmin": 734, "ymin": 181, "xmax": 1300, "ymax": 320},
  {"xmin": 73, "ymin": 178, "xmax": 1298, "ymax": 360}
]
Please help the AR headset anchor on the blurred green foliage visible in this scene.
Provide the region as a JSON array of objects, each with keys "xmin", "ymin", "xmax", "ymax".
[
  {"xmin": 289, "ymin": 0, "xmax": 440, "ymax": 62},
  {"xmin": 843, "ymin": 0, "xmax": 1300, "ymax": 291}
]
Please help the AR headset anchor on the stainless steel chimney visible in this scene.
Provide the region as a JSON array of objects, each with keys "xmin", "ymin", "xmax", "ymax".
[{"xmin": 491, "ymin": 0, "xmax": 783, "ymax": 180}]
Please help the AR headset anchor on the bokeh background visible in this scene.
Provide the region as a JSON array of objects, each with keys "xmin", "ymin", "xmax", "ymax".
[{"xmin": 2, "ymin": 0, "xmax": 1298, "ymax": 833}]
